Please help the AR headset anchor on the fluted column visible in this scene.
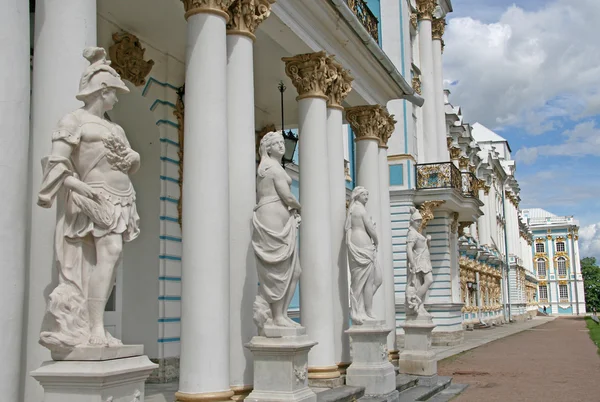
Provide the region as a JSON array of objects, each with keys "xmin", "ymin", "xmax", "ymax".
[
  {"xmin": 1, "ymin": 1, "xmax": 30, "ymax": 400},
  {"xmin": 325, "ymin": 60, "xmax": 353, "ymax": 372},
  {"xmin": 283, "ymin": 52, "xmax": 340, "ymax": 382},
  {"xmin": 432, "ymin": 17, "xmax": 449, "ymax": 162},
  {"xmin": 226, "ymin": 1, "xmax": 273, "ymax": 399},
  {"xmin": 416, "ymin": 0, "xmax": 438, "ymax": 162},
  {"xmin": 25, "ymin": 1, "xmax": 97, "ymax": 400},
  {"xmin": 377, "ymin": 111, "xmax": 399, "ymax": 362},
  {"xmin": 346, "ymin": 105, "xmax": 385, "ymax": 320},
  {"xmin": 177, "ymin": 1, "xmax": 233, "ymax": 401}
]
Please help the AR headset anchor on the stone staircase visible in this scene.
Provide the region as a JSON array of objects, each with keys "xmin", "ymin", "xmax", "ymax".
[{"xmin": 146, "ymin": 374, "xmax": 467, "ymax": 402}]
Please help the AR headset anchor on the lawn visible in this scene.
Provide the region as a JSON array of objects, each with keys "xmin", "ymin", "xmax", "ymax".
[{"xmin": 585, "ymin": 316, "xmax": 600, "ymax": 354}]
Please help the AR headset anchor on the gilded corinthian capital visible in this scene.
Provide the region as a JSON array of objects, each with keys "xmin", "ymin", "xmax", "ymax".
[
  {"xmin": 346, "ymin": 105, "xmax": 393, "ymax": 143},
  {"xmin": 379, "ymin": 110, "xmax": 397, "ymax": 148},
  {"xmin": 416, "ymin": 0, "xmax": 437, "ymax": 21},
  {"xmin": 181, "ymin": 0, "xmax": 234, "ymax": 20},
  {"xmin": 325, "ymin": 58, "xmax": 354, "ymax": 109},
  {"xmin": 282, "ymin": 51, "xmax": 332, "ymax": 100},
  {"xmin": 226, "ymin": 0, "xmax": 275, "ymax": 39},
  {"xmin": 432, "ymin": 18, "xmax": 446, "ymax": 40}
]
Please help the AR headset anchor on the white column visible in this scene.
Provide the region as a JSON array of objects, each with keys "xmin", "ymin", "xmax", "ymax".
[
  {"xmin": 326, "ymin": 82, "xmax": 352, "ymax": 369},
  {"xmin": 25, "ymin": 1, "xmax": 97, "ymax": 400},
  {"xmin": 177, "ymin": 4, "xmax": 232, "ymax": 401},
  {"xmin": 346, "ymin": 106, "xmax": 385, "ymax": 320},
  {"xmin": 432, "ymin": 18, "xmax": 449, "ymax": 162},
  {"xmin": 1, "ymin": 2, "xmax": 30, "ymax": 400},
  {"xmin": 378, "ymin": 141, "xmax": 397, "ymax": 356},
  {"xmin": 284, "ymin": 52, "xmax": 340, "ymax": 381},
  {"xmin": 226, "ymin": 5, "xmax": 267, "ymax": 397},
  {"xmin": 416, "ymin": 0, "xmax": 437, "ymax": 162}
]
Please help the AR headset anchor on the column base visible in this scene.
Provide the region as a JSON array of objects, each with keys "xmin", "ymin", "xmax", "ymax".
[
  {"xmin": 398, "ymin": 317, "xmax": 437, "ymax": 377},
  {"xmin": 345, "ymin": 320, "xmax": 396, "ymax": 397},
  {"xmin": 307, "ymin": 365, "xmax": 342, "ymax": 388},
  {"xmin": 31, "ymin": 355, "xmax": 157, "ymax": 402},
  {"xmin": 245, "ymin": 326, "xmax": 317, "ymax": 402},
  {"xmin": 175, "ymin": 390, "xmax": 235, "ymax": 401},
  {"xmin": 231, "ymin": 385, "xmax": 253, "ymax": 400}
]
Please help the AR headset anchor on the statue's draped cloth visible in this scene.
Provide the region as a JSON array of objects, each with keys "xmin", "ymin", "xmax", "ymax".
[
  {"xmin": 252, "ymin": 200, "xmax": 300, "ymax": 304},
  {"xmin": 346, "ymin": 232, "xmax": 380, "ymax": 320}
]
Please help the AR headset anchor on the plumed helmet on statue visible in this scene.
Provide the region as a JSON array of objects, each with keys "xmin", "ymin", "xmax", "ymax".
[
  {"xmin": 409, "ymin": 206, "xmax": 422, "ymax": 222},
  {"xmin": 76, "ymin": 47, "xmax": 130, "ymax": 101}
]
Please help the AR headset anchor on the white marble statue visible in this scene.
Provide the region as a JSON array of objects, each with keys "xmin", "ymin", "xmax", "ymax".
[
  {"xmin": 37, "ymin": 47, "xmax": 140, "ymax": 352},
  {"xmin": 252, "ymin": 131, "xmax": 302, "ymax": 334},
  {"xmin": 345, "ymin": 186, "xmax": 382, "ymax": 325},
  {"xmin": 405, "ymin": 207, "xmax": 434, "ymax": 318}
]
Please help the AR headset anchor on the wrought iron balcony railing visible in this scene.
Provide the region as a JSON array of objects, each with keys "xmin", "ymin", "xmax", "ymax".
[
  {"xmin": 346, "ymin": 0, "xmax": 380, "ymax": 43},
  {"xmin": 461, "ymin": 171, "xmax": 478, "ymax": 199},
  {"xmin": 416, "ymin": 162, "xmax": 462, "ymax": 190}
]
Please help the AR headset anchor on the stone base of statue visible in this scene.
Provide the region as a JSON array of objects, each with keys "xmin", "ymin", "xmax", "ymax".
[
  {"xmin": 345, "ymin": 320, "xmax": 399, "ymax": 401},
  {"xmin": 245, "ymin": 326, "xmax": 318, "ymax": 402},
  {"xmin": 31, "ymin": 346, "xmax": 157, "ymax": 402},
  {"xmin": 398, "ymin": 316, "xmax": 437, "ymax": 377}
]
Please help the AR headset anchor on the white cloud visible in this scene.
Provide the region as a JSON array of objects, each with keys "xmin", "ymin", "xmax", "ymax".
[
  {"xmin": 444, "ymin": 0, "xmax": 600, "ymax": 133},
  {"xmin": 515, "ymin": 120, "xmax": 600, "ymax": 164},
  {"xmin": 579, "ymin": 223, "xmax": 600, "ymax": 260}
]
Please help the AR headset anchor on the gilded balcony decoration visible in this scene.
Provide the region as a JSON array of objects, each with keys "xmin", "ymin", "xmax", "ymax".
[
  {"xmin": 461, "ymin": 171, "xmax": 478, "ymax": 198},
  {"xmin": 109, "ymin": 31, "xmax": 155, "ymax": 87},
  {"xmin": 173, "ymin": 85, "xmax": 185, "ymax": 227},
  {"xmin": 416, "ymin": 162, "xmax": 461, "ymax": 190},
  {"xmin": 346, "ymin": 0, "xmax": 380, "ymax": 43}
]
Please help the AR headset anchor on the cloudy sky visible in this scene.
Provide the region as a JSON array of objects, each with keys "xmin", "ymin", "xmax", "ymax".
[{"xmin": 443, "ymin": 0, "xmax": 600, "ymax": 260}]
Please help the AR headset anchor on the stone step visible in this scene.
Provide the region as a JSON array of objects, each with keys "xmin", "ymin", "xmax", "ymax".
[
  {"xmin": 397, "ymin": 376, "xmax": 452, "ymax": 401},
  {"xmin": 425, "ymin": 383, "xmax": 469, "ymax": 402},
  {"xmin": 316, "ymin": 385, "xmax": 365, "ymax": 402},
  {"xmin": 396, "ymin": 374, "xmax": 419, "ymax": 393}
]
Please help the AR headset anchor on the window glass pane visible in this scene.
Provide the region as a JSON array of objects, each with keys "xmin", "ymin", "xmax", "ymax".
[
  {"xmin": 539, "ymin": 285, "xmax": 548, "ymax": 299},
  {"xmin": 559, "ymin": 284, "xmax": 568, "ymax": 299}
]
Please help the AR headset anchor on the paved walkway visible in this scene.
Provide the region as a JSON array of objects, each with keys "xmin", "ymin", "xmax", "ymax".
[{"xmin": 438, "ymin": 316, "xmax": 600, "ymax": 402}]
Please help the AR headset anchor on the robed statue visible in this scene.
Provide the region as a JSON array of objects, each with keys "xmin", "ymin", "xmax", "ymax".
[{"xmin": 405, "ymin": 207, "xmax": 434, "ymax": 318}]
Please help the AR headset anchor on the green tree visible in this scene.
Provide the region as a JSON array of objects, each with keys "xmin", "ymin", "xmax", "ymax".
[{"xmin": 581, "ymin": 257, "xmax": 600, "ymax": 312}]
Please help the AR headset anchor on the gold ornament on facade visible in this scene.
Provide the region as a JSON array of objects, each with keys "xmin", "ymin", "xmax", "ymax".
[
  {"xmin": 108, "ymin": 31, "xmax": 155, "ymax": 87},
  {"xmin": 567, "ymin": 233, "xmax": 573, "ymax": 239},
  {"xmin": 412, "ymin": 76, "xmax": 422, "ymax": 95},
  {"xmin": 446, "ymin": 136, "xmax": 453, "ymax": 149},
  {"xmin": 418, "ymin": 200, "xmax": 445, "ymax": 232},
  {"xmin": 226, "ymin": 0, "xmax": 274, "ymax": 40},
  {"xmin": 282, "ymin": 51, "xmax": 332, "ymax": 100},
  {"xmin": 546, "ymin": 235, "xmax": 553, "ymax": 240},
  {"xmin": 432, "ymin": 18, "xmax": 446, "ymax": 40},
  {"xmin": 416, "ymin": 0, "xmax": 437, "ymax": 21},
  {"xmin": 458, "ymin": 222, "xmax": 470, "ymax": 237},
  {"xmin": 173, "ymin": 87, "xmax": 185, "ymax": 227},
  {"xmin": 458, "ymin": 156, "xmax": 469, "ymax": 170},
  {"xmin": 483, "ymin": 184, "xmax": 490, "ymax": 195},
  {"xmin": 450, "ymin": 212, "xmax": 459, "ymax": 234},
  {"xmin": 379, "ymin": 112, "xmax": 397, "ymax": 148},
  {"xmin": 181, "ymin": 0, "xmax": 234, "ymax": 20},
  {"xmin": 325, "ymin": 58, "xmax": 354, "ymax": 109},
  {"xmin": 449, "ymin": 147, "xmax": 461, "ymax": 160},
  {"xmin": 346, "ymin": 104, "xmax": 387, "ymax": 142},
  {"xmin": 410, "ymin": 12, "xmax": 418, "ymax": 29},
  {"xmin": 468, "ymin": 164, "xmax": 476, "ymax": 174}
]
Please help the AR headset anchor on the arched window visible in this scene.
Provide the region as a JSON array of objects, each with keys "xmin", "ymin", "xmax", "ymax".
[
  {"xmin": 557, "ymin": 257, "xmax": 567, "ymax": 277},
  {"xmin": 537, "ymin": 259, "xmax": 547, "ymax": 277}
]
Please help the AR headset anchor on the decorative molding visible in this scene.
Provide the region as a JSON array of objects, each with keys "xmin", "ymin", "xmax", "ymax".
[
  {"xmin": 432, "ymin": 18, "xmax": 446, "ymax": 40},
  {"xmin": 346, "ymin": 104, "xmax": 391, "ymax": 143},
  {"xmin": 410, "ymin": 12, "xmax": 417, "ymax": 30},
  {"xmin": 379, "ymin": 111, "xmax": 397, "ymax": 148},
  {"xmin": 181, "ymin": 0, "xmax": 233, "ymax": 20},
  {"xmin": 282, "ymin": 51, "xmax": 332, "ymax": 100},
  {"xmin": 416, "ymin": 0, "xmax": 437, "ymax": 21},
  {"xmin": 418, "ymin": 200, "xmax": 445, "ymax": 232},
  {"xmin": 388, "ymin": 153, "xmax": 416, "ymax": 163},
  {"xmin": 294, "ymin": 363, "xmax": 308, "ymax": 383},
  {"xmin": 325, "ymin": 58, "xmax": 354, "ymax": 109},
  {"xmin": 226, "ymin": 0, "xmax": 274, "ymax": 39},
  {"xmin": 449, "ymin": 147, "xmax": 460, "ymax": 160},
  {"xmin": 108, "ymin": 31, "xmax": 155, "ymax": 87},
  {"xmin": 458, "ymin": 156, "xmax": 469, "ymax": 170},
  {"xmin": 450, "ymin": 212, "xmax": 459, "ymax": 234},
  {"xmin": 173, "ymin": 86, "xmax": 185, "ymax": 227},
  {"xmin": 412, "ymin": 76, "xmax": 422, "ymax": 95},
  {"xmin": 446, "ymin": 136, "xmax": 453, "ymax": 149}
]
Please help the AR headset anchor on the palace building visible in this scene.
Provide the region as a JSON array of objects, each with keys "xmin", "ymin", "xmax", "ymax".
[{"xmin": 2, "ymin": 1, "xmax": 575, "ymax": 401}]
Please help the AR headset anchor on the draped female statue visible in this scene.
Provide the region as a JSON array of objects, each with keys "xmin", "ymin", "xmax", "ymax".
[
  {"xmin": 405, "ymin": 207, "xmax": 434, "ymax": 318},
  {"xmin": 252, "ymin": 131, "xmax": 302, "ymax": 334},
  {"xmin": 37, "ymin": 47, "xmax": 140, "ymax": 352},
  {"xmin": 345, "ymin": 186, "xmax": 382, "ymax": 325}
]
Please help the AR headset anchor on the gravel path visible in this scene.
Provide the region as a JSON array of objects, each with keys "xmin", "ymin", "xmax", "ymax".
[{"xmin": 438, "ymin": 317, "xmax": 600, "ymax": 402}]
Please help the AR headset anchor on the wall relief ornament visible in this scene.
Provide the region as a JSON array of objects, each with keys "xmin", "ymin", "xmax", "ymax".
[
  {"xmin": 418, "ymin": 200, "xmax": 445, "ymax": 233},
  {"xmin": 226, "ymin": 0, "xmax": 274, "ymax": 38},
  {"xmin": 108, "ymin": 32, "xmax": 155, "ymax": 87},
  {"xmin": 458, "ymin": 156, "xmax": 470, "ymax": 170},
  {"xmin": 416, "ymin": 0, "xmax": 437, "ymax": 21},
  {"xmin": 410, "ymin": 12, "xmax": 418, "ymax": 29},
  {"xmin": 294, "ymin": 363, "xmax": 308, "ymax": 383},
  {"xmin": 181, "ymin": 0, "xmax": 234, "ymax": 19},
  {"xmin": 432, "ymin": 18, "xmax": 446, "ymax": 40},
  {"xmin": 325, "ymin": 58, "xmax": 354, "ymax": 109},
  {"xmin": 173, "ymin": 86, "xmax": 185, "ymax": 227},
  {"xmin": 449, "ymin": 147, "xmax": 461, "ymax": 160},
  {"xmin": 412, "ymin": 76, "xmax": 422, "ymax": 95},
  {"xmin": 379, "ymin": 111, "xmax": 397, "ymax": 148},
  {"xmin": 451, "ymin": 212, "xmax": 459, "ymax": 234},
  {"xmin": 282, "ymin": 51, "xmax": 332, "ymax": 100}
]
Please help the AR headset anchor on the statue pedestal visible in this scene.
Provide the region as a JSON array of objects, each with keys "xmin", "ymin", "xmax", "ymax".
[
  {"xmin": 30, "ymin": 351, "xmax": 157, "ymax": 402},
  {"xmin": 398, "ymin": 317, "xmax": 437, "ymax": 377},
  {"xmin": 345, "ymin": 320, "xmax": 399, "ymax": 401},
  {"xmin": 245, "ymin": 327, "xmax": 318, "ymax": 402}
]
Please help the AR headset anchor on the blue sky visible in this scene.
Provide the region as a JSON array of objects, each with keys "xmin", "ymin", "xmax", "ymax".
[{"xmin": 443, "ymin": 0, "xmax": 600, "ymax": 259}]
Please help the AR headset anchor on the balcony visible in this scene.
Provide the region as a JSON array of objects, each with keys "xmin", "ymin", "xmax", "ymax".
[
  {"xmin": 346, "ymin": 0, "xmax": 379, "ymax": 43},
  {"xmin": 461, "ymin": 171, "xmax": 479, "ymax": 199},
  {"xmin": 416, "ymin": 162, "xmax": 462, "ymax": 191}
]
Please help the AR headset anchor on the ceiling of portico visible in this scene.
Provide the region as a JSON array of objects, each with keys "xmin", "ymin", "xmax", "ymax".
[{"xmin": 98, "ymin": 0, "xmax": 310, "ymax": 129}]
